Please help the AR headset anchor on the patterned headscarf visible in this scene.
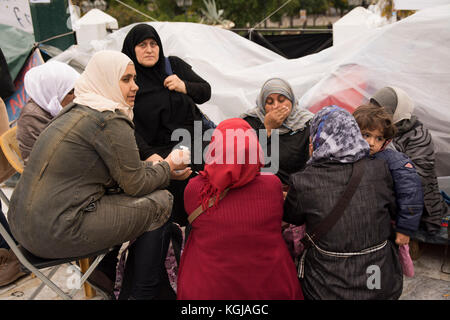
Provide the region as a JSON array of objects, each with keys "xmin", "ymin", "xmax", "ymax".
[
  {"xmin": 241, "ymin": 78, "xmax": 313, "ymax": 134},
  {"xmin": 308, "ymin": 105, "xmax": 369, "ymax": 164}
]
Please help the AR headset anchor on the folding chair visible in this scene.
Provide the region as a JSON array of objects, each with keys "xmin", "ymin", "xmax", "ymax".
[
  {"xmin": 0, "ymin": 222, "xmax": 110, "ymax": 300},
  {"xmin": 0, "ymin": 126, "xmax": 109, "ymax": 299},
  {"xmin": 0, "ymin": 126, "xmax": 23, "ymax": 175},
  {"xmin": 0, "ymin": 125, "xmax": 20, "ymax": 207}
]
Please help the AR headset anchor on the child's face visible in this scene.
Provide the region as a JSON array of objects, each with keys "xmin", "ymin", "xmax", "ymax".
[{"xmin": 361, "ymin": 128, "xmax": 386, "ymax": 155}]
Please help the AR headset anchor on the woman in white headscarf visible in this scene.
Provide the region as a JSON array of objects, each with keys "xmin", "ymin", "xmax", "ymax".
[
  {"xmin": 8, "ymin": 50, "xmax": 190, "ymax": 300},
  {"xmin": 17, "ymin": 61, "xmax": 80, "ymax": 165},
  {"xmin": 241, "ymin": 78, "xmax": 314, "ymax": 185}
]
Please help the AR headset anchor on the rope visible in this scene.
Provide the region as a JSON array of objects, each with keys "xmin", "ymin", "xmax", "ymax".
[
  {"xmin": 113, "ymin": 0, "xmax": 158, "ymax": 22},
  {"xmin": 35, "ymin": 31, "xmax": 76, "ymax": 45}
]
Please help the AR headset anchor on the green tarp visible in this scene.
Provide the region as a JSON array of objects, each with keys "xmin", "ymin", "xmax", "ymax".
[{"xmin": 0, "ymin": 24, "xmax": 35, "ymax": 81}]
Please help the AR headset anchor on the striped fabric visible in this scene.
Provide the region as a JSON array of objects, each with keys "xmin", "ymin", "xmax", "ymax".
[{"xmin": 393, "ymin": 120, "xmax": 448, "ymax": 234}]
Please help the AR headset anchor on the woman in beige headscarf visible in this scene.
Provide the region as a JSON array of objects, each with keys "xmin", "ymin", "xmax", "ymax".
[{"xmin": 7, "ymin": 50, "xmax": 190, "ymax": 299}]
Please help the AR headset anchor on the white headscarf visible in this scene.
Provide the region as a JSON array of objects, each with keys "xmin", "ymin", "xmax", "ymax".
[
  {"xmin": 24, "ymin": 61, "xmax": 80, "ymax": 117},
  {"xmin": 74, "ymin": 50, "xmax": 134, "ymax": 120}
]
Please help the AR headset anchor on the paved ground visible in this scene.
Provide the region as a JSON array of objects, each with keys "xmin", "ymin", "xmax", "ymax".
[{"xmin": 1, "ymin": 185, "xmax": 449, "ymax": 300}]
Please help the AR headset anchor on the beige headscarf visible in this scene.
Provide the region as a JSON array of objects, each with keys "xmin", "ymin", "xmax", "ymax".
[{"xmin": 74, "ymin": 50, "xmax": 135, "ymax": 120}]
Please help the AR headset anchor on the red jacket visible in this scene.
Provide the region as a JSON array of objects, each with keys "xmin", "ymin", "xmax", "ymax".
[{"xmin": 177, "ymin": 173, "xmax": 303, "ymax": 300}]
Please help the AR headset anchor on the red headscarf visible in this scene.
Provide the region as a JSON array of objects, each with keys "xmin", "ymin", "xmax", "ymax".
[{"xmin": 199, "ymin": 118, "xmax": 264, "ymax": 209}]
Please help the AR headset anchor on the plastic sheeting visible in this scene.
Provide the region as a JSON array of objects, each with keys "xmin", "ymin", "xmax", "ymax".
[
  {"xmin": 332, "ymin": 6, "xmax": 388, "ymax": 46},
  {"xmin": 52, "ymin": 5, "xmax": 450, "ymax": 176}
]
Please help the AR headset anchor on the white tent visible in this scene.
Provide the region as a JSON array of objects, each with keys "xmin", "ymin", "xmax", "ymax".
[
  {"xmin": 394, "ymin": 0, "xmax": 450, "ymax": 10},
  {"xmin": 53, "ymin": 5, "xmax": 450, "ymax": 176},
  {"xmin": 73, "ymin": 9, "xmax": 118, "ymax": 46},
  {"xmin": 332, "ymin": 6, "xmax": 388, "ymax": 46}
]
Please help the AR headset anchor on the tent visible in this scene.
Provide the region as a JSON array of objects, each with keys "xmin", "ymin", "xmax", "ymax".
[
  {"xmin": 0, "ymin": 24, "xmax": 45, "ymax": 122},
  {"xmin": 394, "ymin": 0, "xmax": 450, "ymax": 10},
  {"xmin": 73, "ymin": 9, "xmax": 118, "ymax": 46},
  {"xmin": 0, "ymin": 24, "xmax": 35, "ymax": 82},
  {"xmin": 332, "ymin": 6, "xmax": 388, "ymax": 46}
]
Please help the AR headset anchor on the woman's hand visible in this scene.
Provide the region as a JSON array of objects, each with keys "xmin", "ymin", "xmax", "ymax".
[
  {"xmin": 145, "ymin": 153, "xmax": 164, "ymax": 164},
  {"xmin": 264, "ymin": 106, "xmax": 290, "ymax": 136},
  {"xmin": 395, "ymin": 232, "xmax": 410, "ymax": 246},
  {"xmin": 164, "ymin": 75, "xmax": 187, "ymax": 94},
  {"xmin": 170, "ymin": 167, "xmax": 193, "ymax": 180},
  {"xmin": 164, "ymin": 148, "xmax": 190, "ymax": 171}
]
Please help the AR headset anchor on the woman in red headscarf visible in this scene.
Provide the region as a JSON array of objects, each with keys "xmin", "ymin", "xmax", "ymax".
[{"xmin": 177, "ymin": 118, "xmax": 303, "ymax": 300}]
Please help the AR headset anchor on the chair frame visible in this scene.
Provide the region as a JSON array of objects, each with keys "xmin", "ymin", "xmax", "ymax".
[{"xmin": 0, "ymin": 221, "xmax": 109, "ymax": 300}]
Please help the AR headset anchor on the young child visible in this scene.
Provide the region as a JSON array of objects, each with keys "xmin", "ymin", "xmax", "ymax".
[
  {"xmin": 353, "ymin": 104, "xmax": 423, "ymax": 248},
  {"xmin": 370, "ymin": 87, "xmax": 447, "ymax": 236}
]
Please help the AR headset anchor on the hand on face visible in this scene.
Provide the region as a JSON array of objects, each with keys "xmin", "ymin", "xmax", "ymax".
[
  {"xmin": 263, "ymin": 93, "xmax": 292, "ymax": 134},
  {"xmin": 264, "ymin": 106, "xmax": 290, "ymax": 133},
  {"xmin": 164, "ymin": 74, "xmax": 187, "ymax": 94}
]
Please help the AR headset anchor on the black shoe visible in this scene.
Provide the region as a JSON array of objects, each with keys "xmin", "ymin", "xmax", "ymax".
[{"xmin": 86, "ymin": 269, "xmax": 116, "ymax": 300}]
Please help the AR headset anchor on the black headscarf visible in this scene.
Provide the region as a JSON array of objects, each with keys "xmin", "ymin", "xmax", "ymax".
[{"xmin": 122, "ymin": 24, "xmax": 196, "ymax": 152}]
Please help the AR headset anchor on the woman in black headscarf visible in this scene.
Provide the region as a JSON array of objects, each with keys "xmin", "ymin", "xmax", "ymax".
[
  {"xmin": 122, "ymin": 23, "xmax": 212, "ymax": 227},
  {"xmin": 120, "ymin": 24, "xmax": 211, "ymax": 300}
]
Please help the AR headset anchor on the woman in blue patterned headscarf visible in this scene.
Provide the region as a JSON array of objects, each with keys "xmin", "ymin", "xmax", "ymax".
[
  {"xmin": 308, "ymin": 105, "xmax": 369, "ymax": 164},
  {"xmin": 283, "ymin": 105, "xmax": 403, "ymax": 300}
]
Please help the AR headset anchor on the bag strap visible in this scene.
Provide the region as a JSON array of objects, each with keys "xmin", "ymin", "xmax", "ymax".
[
  {"xmin": 301, "ymin": 159, "xmax": 367, "ymax": 250},
  {"xmin": 188, "ymin": 188, "xmax": 230, "ymax": 224},
  {"xmin": 164, "ymin": 56, "xmax": 173, "ymax": 76}
]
